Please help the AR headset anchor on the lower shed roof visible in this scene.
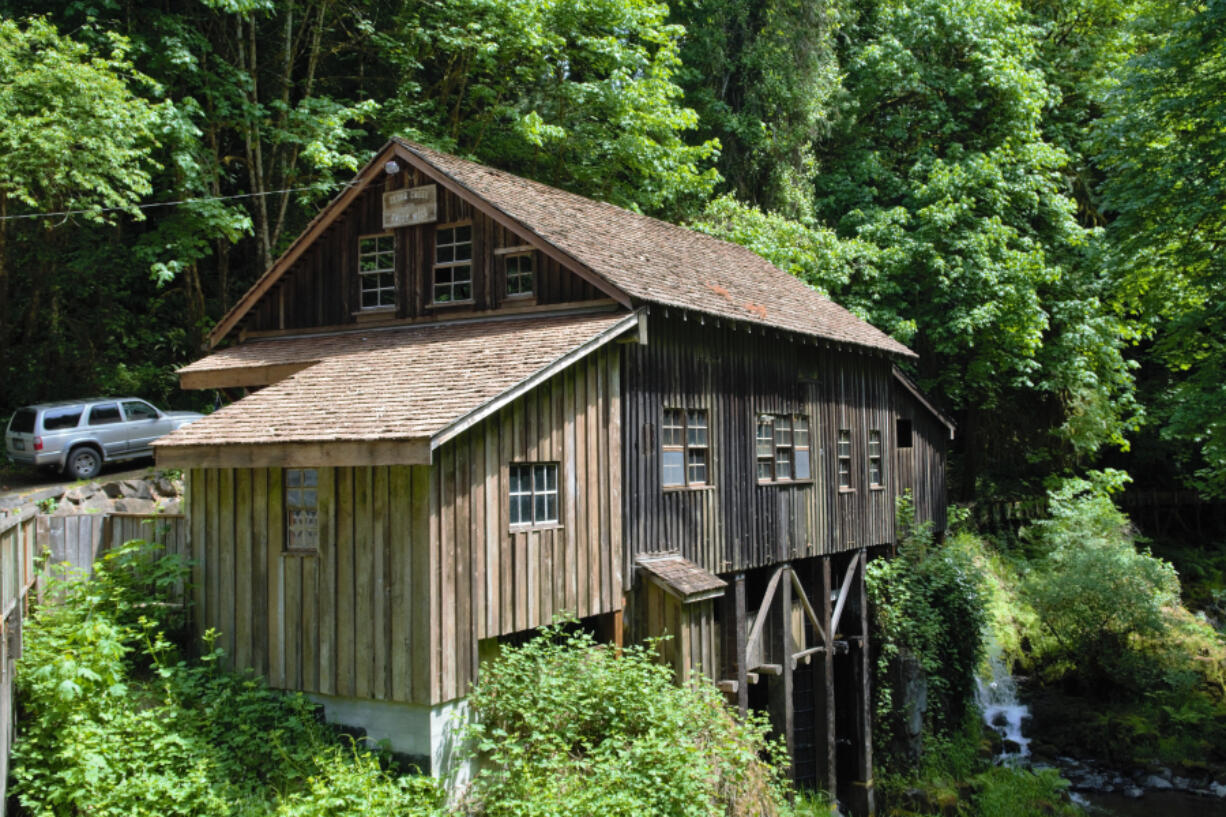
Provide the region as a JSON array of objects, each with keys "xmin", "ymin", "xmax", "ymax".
[{"xmin": 154, "ymin": 310, "xmax": 638, "ymax": 468}]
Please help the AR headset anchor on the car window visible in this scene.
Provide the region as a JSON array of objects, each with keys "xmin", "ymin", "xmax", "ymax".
[
  {"xmin": 88, "ymin": 403, "xmax": 122, "ymax": 425},
  {"xmin": 122, "ymin": 401, "xmax": 159, "ymax": 421},
  {"xmin": 42, "ymin": 406, "xmax": 84, "ymax": 430},
  {"xmin": 9, "ymin": 408, "xmax": 36, "ymax": 433}
]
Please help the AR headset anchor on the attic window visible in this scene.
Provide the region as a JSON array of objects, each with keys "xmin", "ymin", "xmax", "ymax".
[
  {"xmin": 358, "ymin": 234, "xmax": 396, "ymax": 309},
  {"xmin": 433, "ymin": 223, "xmax": 473, "ymax": 304},
  {"xmin": 505, "ymin": 252, "xmax": 534, "ymax": 298}
]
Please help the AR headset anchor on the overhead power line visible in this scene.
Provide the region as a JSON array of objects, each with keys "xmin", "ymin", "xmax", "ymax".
[{"xmin": 0, "ymin": 181, "xmax": 361, "ymax": 223}]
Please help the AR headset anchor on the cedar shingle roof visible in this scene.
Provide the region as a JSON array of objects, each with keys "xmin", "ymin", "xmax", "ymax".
[
  {"xmin": 156, "ymin": 312, "xmax": 633, "ymax": 449},
  {"xmin": 636, "ymin": 553, "xmax": 728, "ymax": 602},
  {"xmin": 393, "ymin": 138, "xmax": 914, "ymax": 358}
]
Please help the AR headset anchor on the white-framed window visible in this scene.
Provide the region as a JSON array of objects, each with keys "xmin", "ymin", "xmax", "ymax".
[
  {"xmin": 285, "ymin": 468, "xmax": 320, "ymax": 551},
  {"xmin": 868, "ymin": 429, "xmax": 884, "ymax": 487},
  {"xmin": 756, "ymin": 414, "xmax": 811, "ymax": 483},
  {"xmin": 837, "ymin": 429, "xmax": 853, "ymax": 490},
  {"xmin": 509, "ymin": 462, "xmax": 559, "ymax": 526},
  {"xmin": 662, "ymin": 408, "xmax": 709, "ymax": 488},
  {"xmin": 358, "ymin": 234, "xmax": 396, "ymax": 309},
  {"xmin": 505, "ymin": 252, "xmax": 534, "ymax": 297},
  {"xmin": 433, "ymin": 223, "xmax": 473, "ymax": 304}
]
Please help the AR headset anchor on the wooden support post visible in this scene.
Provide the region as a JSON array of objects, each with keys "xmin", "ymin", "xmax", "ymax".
[
  {"xmin": 781, "ymin": 565, "xmax": 795, "ymax": 777},
  {"xmin": 613, "ymin": 606, "xmax": 625, "ymax": 652},
  {"xmin": 735, "ymin": 573, "xmax": 748, "ymax": 717},
  {"xmin": 820, "ymin": 556, "xmax": 837, "ymax": 798},
  {"xmin": 848, "ymin": 549, "xmax": 875, "ymax": 816}
]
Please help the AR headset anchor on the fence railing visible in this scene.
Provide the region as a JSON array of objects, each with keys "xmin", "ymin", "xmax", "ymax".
[
  {"xmin": 0, "ymin": 509, "xmax": 39, "ymax": 816},
  {"xmin": 0, "ymin": 508, "xmax": 186, "ymax": 816}
]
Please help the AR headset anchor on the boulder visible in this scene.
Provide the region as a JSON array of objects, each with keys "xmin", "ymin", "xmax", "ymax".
[
  {"xmin": 159, "ymin": 498, "xmax": 182, "ymax": 515},
  {"xmin": 99, "ymin": 482, "xmax": 123, "ymax": 499},
  {"xmin": 155, "ymin": 477, "xmax": 180, "ymax": 498},
  {"xmin": 114, "ymin": 499, "xmax": 158, "ymax": 515},
  {"xmin": 120, "ymin": 479, "xmax": 153, "ymax": 500},
  {"xmin": 1144, "ymin": 775, "xmax": 1173, "ymax": 790}
]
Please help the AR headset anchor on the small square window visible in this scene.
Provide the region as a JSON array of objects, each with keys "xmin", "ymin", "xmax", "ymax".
[
  {"xmin": 509, "ymin": 462, "xmax": 559, "ymax": 526},
  {"xmin": 505, "ymin": 252, "xmax": 534, "ymax": 297}
]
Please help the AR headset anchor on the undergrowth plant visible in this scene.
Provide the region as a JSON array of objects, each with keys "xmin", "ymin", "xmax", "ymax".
[
  {"xmin": 461, "ymin": 620, "xmax": 798, "ymax": 817},
  {"xmin": 13, "ymin": 539, "xmax": 444, "ymax": 817}
]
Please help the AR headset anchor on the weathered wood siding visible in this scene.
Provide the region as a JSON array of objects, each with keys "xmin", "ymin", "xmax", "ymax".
[
  {"xmin": 240, "ymin": 168, "xmax": 602, "ymax": 336},
  {"xmin": 894, "ymin": 387, "xmax": 948, "ymax": 532},
  {"xmin": 187, "ymin": 466, "xmax": 435, "ymax": 705},
  {"xmin": 622, "ymin": 315, "xmax": 895, "ymax": 578},
  {"xmin": 431, "ymin": 346, "xmax": 622, "ymax": 703}
]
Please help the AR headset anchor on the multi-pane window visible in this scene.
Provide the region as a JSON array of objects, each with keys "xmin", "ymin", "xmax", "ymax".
[
  {"xmin": 433, "ymin": 224, "xmax": 473, "ymax": 303},
  {"xmin": 837, "ymin": 429, "xmax": 853, "ymax": 489},
  {"xmin": 868, "ymin": 429, "xmax": 884, "ymax": 487},
  {"xmin": 661, "ymin": 408, "xmax": 709, "ymax": 488},
  {"xmin": 285, "ymin": 468, "xmax": 319, "ymax": 551},
  {"xmin": 756, "ymin": 414, "xmax": 812, "ymax": 483},
  {"xmin": 358, "ymin": 234, "xmax": 396, "ymax": 309},
  {"xmin": 505, "ymin": 252, "xmax": 534, "ymax": 297},
  {"xmin": 509, "ymin": 463, "xmax": 559, "ymax": 526}
]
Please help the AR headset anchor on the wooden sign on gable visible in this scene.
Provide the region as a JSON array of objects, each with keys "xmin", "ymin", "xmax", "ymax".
[{"xmin": 383, "ymin": 184, "xmax": 438, "ymax": 229}]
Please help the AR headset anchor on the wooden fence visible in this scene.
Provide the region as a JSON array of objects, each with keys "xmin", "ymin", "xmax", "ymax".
[
  {"xmin": 0, "ymin": 509, "xmax": 39, "ymax": 816},
  {"xmin": 0, "ymin": 510, "xmax": 186, "ymax": 815},
  {"xmin": 42, "ymin": 512, "xmax": 188, "ymax": 577}
]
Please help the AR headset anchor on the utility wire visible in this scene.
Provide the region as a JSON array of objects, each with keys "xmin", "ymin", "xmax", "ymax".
[{"xmin": 0, "ymin": 180, "xmax": 362, "ymax": 222}]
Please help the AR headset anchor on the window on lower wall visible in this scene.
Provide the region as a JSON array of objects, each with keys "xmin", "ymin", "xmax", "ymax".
[
  {"xmin": 868, "ymin": 429, "xmax": 884, "ymax": 488},
  {"xmin": 509, "ymin": 463, "xmax": 559, "ymax": 527},
  {"xmin": 756, "ymin": 414, "xmax": 811, "ymax": 483},
  {"xmin": 661, "ymin": 408, "xmax": 709, "ymax": 488},
  {"xmin": 837, "ymin": 429, "xmax": 852, "ymax": 490},
  {"xmin": 358, "ymin": 234, "xmax": 396, "ymax": 309},
  {"xmin": 285, "ymin": 468, "xmax": 319, "ymax": 552}
]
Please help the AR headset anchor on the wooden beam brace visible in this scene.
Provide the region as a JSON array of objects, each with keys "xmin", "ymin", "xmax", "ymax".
[
  {"xmin": 791, "ymin": 568, "xmax": 828, "ymax": 645},
  {"xmin": 830, "ymin": 550, "xmax": 862, "ymax": 637},
  {"xmin": 744, "ymin": 565, "xmax": 785, "ymax": 665}
]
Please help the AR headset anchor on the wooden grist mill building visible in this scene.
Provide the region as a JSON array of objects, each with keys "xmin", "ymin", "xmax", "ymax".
[{"xmin": 154, "ymin": 138, "xmax": 953, "ymax": 815}]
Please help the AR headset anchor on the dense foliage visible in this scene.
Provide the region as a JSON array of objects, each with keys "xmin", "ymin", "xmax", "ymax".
[
  {"xmin": 14, "ymin": 540, "xmax": 445, "ymax": 817},
  {"xmin": 463, "ymin": 622, "xmax": 797, "ymax": 817}
]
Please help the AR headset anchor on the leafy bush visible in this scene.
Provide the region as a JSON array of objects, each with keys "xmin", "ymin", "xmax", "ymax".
[
  {"xmin": 868, "ymin": 495, "xmax": 987, "ymax": 751},
  {"xmin": 13, "ymin": 539, "xmax": 443, "ymax": 817},
  {"xmin": 1021, "ymin": 471, "xmax": 1180, "ymax": 690},
  {"xmin": 462, "ymin": 621, "xmax": 794, "ymax": 817}
]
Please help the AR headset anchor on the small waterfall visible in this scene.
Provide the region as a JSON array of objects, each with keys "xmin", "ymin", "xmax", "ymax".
[{"xmin": 976, "ymin": 656, "xmax": 1031, "ymax": 764}]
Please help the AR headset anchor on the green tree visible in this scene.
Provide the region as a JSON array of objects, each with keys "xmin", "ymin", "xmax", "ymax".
[
  {"xmin": 670, "ymin": 0, "xmax": 842, "ymax": 219},
  {"xmin": 807, "ymin": 0, "xmax": 1139, "ymax": 494},
  {"xmin": 1096, "ymin": 0, "xmax": 1226, "ymax": 497},
  {"xmin": 378, "ymin": 0, "xmax": 720, "ymax": 220}
]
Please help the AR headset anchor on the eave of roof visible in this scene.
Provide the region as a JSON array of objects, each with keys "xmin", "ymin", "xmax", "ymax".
[{"xmin": 892, "ymin": 366, "xmax": 957, "ymax": 439}]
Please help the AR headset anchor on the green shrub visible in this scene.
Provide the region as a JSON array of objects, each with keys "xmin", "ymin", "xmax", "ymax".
[
  {"xmin": 868, "ymin": 495, "xmax": 987, "ymax": 753},
  {"xmin": 13, "ymin": 539, "xmax": 444, "ymax": 817},
  {"xmin": 1021, "ymin": 471, "xmax": 1180, "ymax": 690},
  {"xmin": 463, "ymin": 621, "xmax": 792, "ymax": 817}
]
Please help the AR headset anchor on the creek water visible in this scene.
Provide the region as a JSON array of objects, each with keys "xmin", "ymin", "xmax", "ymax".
[{"xmin": 975, "ymin": 660, "xmax": 1226, "ymax": 816}]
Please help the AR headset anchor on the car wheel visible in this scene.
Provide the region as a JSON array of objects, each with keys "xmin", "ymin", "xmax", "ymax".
[{"xmin": 66, "ymin": 447, "xmax": 102, "ymax": 481}]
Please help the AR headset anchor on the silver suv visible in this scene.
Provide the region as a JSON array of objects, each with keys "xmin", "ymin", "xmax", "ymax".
[{"xmin": 5, "ymin": 398, "xmax": 203, "ymax": 480}]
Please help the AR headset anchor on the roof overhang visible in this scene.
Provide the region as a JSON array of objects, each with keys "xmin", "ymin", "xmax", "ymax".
[
  {"xmin": 155, "ymin": 438, "xmax": 431, "ymax": 469},
  {"xmin": 892, "ymin": 366, "xmax": 956, "ymax": 439},
  {"xmin": 635, "ymin": 552, "xmax": 727, "ymax": 603}
]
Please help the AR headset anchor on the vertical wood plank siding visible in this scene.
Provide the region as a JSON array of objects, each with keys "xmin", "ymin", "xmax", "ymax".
[
  {"xmin": 893, "ymin": 389, "xmax": 949, "ymax": 532},
  {"xmin": 431, "ymin": 346, "xmax": 622, "ymax": 703},
  {"xmin": 621, "ymin": 316, "xmax": 897, "ymax": 578},
  {"xmin": 240, "ymin": 171, "xmax": 601, "ymax": 335},
  {"xmin": 188, "ymin": 466, "xmax": 435, "ymax": 705}
]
